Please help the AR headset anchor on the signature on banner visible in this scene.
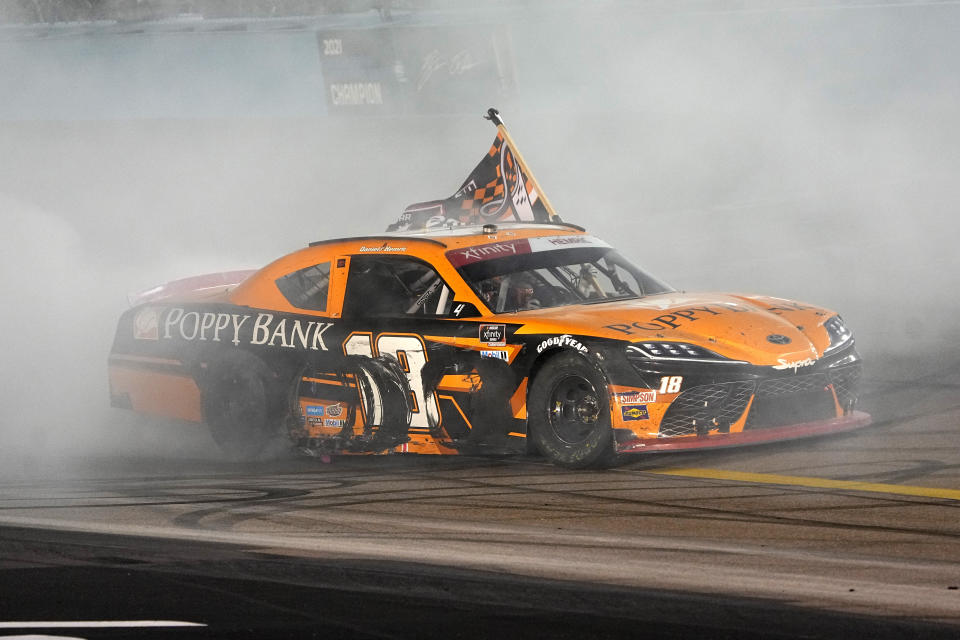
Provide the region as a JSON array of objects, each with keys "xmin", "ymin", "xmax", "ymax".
[{"xmin": 417, "ymin": 50, "xmax": 479, "ymax": 91}]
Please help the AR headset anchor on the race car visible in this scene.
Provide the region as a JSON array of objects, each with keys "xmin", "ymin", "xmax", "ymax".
[{"xmin": 108, "ymin": 221, "xmax": 869, "ymax": 468}]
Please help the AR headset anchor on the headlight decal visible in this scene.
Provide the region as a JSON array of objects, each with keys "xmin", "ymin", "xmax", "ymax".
[
  {"xmin": 626, "ymin": 343, "xmax": 748, "ymax": 365},
  {"xmin": 823, "ymin": 315, "xmax": 854, "ymax": 353}
]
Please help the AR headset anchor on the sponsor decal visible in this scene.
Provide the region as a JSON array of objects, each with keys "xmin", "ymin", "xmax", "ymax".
[
  {"xmin": 767, "ymin": 301, "xmax": 813, "ymax": 315},
  {"xmin": 479, "ymin": 323, "xmax": 506, "ymax": 346},
  {"xmin": 162, "ymin": 308, "xmax": 333, "ymax": 351},
  {"xmin": 621, "ymin": 405, "xmax": 649, "ymax": 421},
  {"xmin": 617, "ymin": 391, "xmax": 657, "ymax": 404},
  {"xmin": 772, "ymin": 357, "xmax": 817, "ymax": 372},
  {"xmin": 307, "ymin": 417, "xmax": 324, "ymax": 424},
  {"xmin": 447, "ymin": 240, "xmax": 532, "ymax": 267},
  {"xmin": 603, "ymin": 301, "xmax": 813, "ymax": 335},
  {"xmin": 481, "ymin": 350, "xmax": 509, "ymax": 361},
  {"xmin": 358, "ymin": 243, "xmax": 407, "ymax": 253},
  {"xmin": 536, "ymin": 334, "xmax": 588, "ymax": 354},
  {"xmin": 546, "ymin": 236, "xmax": 589, "ymax": 245},
  {"xmin": 133, "ymin": 307, "xmax": 160, "ymax": 341},
  {"xmin": 412, "ymin": 279, "xmax": 441, "ymax": 309},
  {"xmin": 604, "ymin": 305, "xmax": 724, "ymax": 334},
  {"xmin": 305, "ymin": 405, "xmax": 325, "ymax": 417},
  {"xmin": 527, "ymin": 236, "xmax": 610, "ymax": 252},
  {"xmin": 326, "ymin": 403, "xmax": 343, "ymax": 418},
  {"xmin": 324, "ymin": 418, "xmax": 347, "ymax": 427},
  {"xmin": 766, "ymin": 334, "xmax": 792, "ymax": 345},
  {"xmin": 446, "ymin": 236, "xmax": 610, "ymax": 267}
]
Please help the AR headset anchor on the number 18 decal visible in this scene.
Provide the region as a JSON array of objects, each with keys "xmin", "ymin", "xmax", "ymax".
[
  {"xmin": 343, "ymin": 332, "xmax": 440, "ymax": 429},
  {"xmin": 658, "ymin": 376, "xmax": 683, "ymax": 394}
]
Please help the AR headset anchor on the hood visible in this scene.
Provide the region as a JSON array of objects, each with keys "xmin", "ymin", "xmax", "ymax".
[{"xmin": 511, "ymin": 292, "xmax": 836, "ymax": 366}]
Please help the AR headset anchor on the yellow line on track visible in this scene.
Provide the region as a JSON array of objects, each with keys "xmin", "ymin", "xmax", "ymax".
[{"xmin": 648, "ymin": 468, "xmax": 960, "ymax": 501}]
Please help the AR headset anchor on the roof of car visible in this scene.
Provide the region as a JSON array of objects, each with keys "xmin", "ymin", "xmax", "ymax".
[{"xmin": 308, "ymin": 221, "xmax": 587, "ymax": 249}]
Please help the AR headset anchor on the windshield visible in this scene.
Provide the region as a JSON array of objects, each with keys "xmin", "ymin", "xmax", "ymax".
[{"xmin": 447, "ymin": 235, "xmax": 674, "ymax": 313}]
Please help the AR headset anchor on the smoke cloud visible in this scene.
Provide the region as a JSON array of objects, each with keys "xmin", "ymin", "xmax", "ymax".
[{"xmin": 0, "ymin": 3, "xmax": 958, "ymax": 471}]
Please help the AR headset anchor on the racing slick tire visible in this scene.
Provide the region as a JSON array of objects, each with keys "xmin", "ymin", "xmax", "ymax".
[
  {"xmin": 528, "ymin": 351, "xmax": 616, "ymax": 469},
  {"xmin": 203, "ymin": 351, "xmax": 286, "ymax": 461}
]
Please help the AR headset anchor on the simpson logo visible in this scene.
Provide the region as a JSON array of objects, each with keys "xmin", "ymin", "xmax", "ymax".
[
  {"xmin": 326, "ymin": 403, "xmax": 343, "ymax": 418},
  {"xmin": 479, "ymin": 324, "xmax": 506, "ymax": 346},
  {"xmin": 481, "ymin": 350, "xmax": 509, "ymax": 361},
  {"xmin": 305, "ymin": 405, "xmax": 324, "ymax": 417},
  {"xmin": 536, "ymin": 334, "xmax": 588, "ymax": 354},
  {"xmin": 621, "ymin": 405, "xmax": 649, "ymax": 421},
  {"xmin": 617, "ymin": 391, "xmax": 657, "ymax": 404},
  {"xmin": 133, "ymin": 307, "xmax": 160, "ymax": 341}
]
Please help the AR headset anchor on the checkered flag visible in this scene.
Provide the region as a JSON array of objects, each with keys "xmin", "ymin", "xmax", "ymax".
[{"xmin": 388, "ymin": 129, "xmax": 552, "ymax": 232}]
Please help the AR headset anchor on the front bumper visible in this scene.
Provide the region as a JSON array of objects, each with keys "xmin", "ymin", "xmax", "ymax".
[{"xmin": 616, "ymin": 410, "xmax": 871, "ymax": 453}]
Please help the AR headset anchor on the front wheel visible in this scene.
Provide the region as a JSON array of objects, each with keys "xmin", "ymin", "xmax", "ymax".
[{"xmin": 527, "ymin": 352, "xmax": 616, "ymax": 469}]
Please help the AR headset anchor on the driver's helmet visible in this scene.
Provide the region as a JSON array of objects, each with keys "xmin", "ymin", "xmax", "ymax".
[
  {"xmin": 479, "ymin": 276, "xmax": 502, "ymax": 307},
  {"xmin": 508, "ymin": 275, "xmax": 537, "ymax": 310}
]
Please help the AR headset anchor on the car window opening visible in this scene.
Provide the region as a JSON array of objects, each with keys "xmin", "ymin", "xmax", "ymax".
[
  {"xmin": 275, "ymin": 262, "xmax": 331, "ymax": 312},
  {"xmin": 343, "ymin": 255, "xmax": 454, "ymax": 318}
]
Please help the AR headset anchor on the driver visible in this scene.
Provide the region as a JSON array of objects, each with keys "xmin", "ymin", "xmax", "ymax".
[
  {"xmin": 507, "ymin": 275, "xmax": 540, "ymax": 311},
  {"xmin": 478, "ymin": 274, "xmax": 541, "ymax": 311},
  {"xmin": 479, "ymin": 276, "xmax": 502, "ymax": 308}
]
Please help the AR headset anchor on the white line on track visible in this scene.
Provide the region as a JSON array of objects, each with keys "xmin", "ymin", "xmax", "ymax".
[{"xmin": 0, "ymin": 621, "xmax": 206, "ymax": 628}]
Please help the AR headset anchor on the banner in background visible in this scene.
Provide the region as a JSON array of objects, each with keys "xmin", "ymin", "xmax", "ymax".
[{"xmin": 317, "ymin": 24, "xmax": 516, "ymax": 116}]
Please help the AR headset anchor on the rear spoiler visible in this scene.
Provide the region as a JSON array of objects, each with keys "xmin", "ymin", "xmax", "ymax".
[{"xmin": 128, "ymin": 269, "xmax": 256, "ymax": 307}]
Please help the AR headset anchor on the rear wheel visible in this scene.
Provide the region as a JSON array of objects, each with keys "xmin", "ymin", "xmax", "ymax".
[
  {"xmin": 203, "ymin": 352, "xmax": 285, "ymax": 461},
  {"xmin": 528, "ymin": 352, "xmax": 616, "ymax": 469}
]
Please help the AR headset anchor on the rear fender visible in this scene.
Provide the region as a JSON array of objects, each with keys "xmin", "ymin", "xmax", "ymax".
[{"xmin": 128, "ymin": 270, "xmax": 256, "ymax": 306}]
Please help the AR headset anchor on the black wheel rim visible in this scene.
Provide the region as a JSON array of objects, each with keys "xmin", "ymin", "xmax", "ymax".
[{"xmin": 546, "ymin": 373, "xmax": 602, "ymax": 445}]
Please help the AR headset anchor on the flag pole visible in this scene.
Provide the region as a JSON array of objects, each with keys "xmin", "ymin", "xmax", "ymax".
[{"xmin": 484, "ymin": 108, "xmax": 560, "ymax": 221}]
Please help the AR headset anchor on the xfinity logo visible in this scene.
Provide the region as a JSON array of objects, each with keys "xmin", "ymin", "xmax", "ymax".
[
  {"xmin": 458, "ymin": 242, "xmax": 519, "ymax": 262},
  {"xmin": 537, "ymin": 334, "xmax": 588, "ymax": 354}
]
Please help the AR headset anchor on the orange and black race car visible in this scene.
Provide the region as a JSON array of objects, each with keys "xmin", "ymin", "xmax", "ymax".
[
  {"xmin": 108, "ymin": 221, "xmax": 868, "ymax": 468},
  {"xmin": 108, "ymin": 111, "xmax": 869, "ymax": 468}
]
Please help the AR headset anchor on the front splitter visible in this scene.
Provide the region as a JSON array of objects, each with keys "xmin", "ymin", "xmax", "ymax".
[{"xmin": 617, "ymin": 410, "xmax": 872, "ymax": 453}]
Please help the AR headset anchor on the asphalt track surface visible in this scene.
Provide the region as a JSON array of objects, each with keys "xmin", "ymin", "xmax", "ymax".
[{"xmin": 1, "ymin": 354, "xmax": 959, "ymax": 639}]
